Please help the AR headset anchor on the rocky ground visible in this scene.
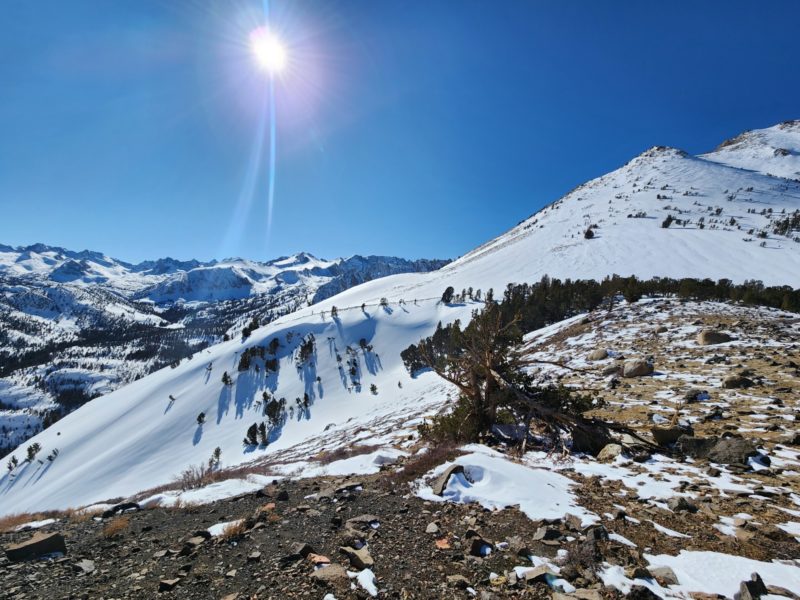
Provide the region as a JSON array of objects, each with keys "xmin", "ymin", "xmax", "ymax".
[{"xmin": 3, "ymin": 298, "xmax": 800, "ymax": 599}]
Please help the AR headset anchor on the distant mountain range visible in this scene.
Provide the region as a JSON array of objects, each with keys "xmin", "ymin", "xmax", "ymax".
[{"xmin": 0, "ymin": 247, "xmax": 449, "ymax": 455}]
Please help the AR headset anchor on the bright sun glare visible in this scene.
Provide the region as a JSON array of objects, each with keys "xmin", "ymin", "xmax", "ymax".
[{"xmin": 250, "ymin": 27, "xmax": 287, "ymax": 74}]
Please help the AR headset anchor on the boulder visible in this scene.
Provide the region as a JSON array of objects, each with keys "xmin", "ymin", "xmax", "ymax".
[
  {"xmin": 4, "ymin": 532, "xmax": 67, "ymax": 562},
  {"xmin": 587, "ymin": 349, "xmax": 609, "ymax": 361},
  {"xmin": 676, "ymin": 435, "xmax": 717, "ymax": 458},
  {"xmin": 425, "ymin": 522, "xmax": 440, "ymax": 534},
  {"xmin": 651, "ymin": 426, "xmax": 684, "ymax": 446},
  {"xmin": 602, "ymin": 365, "xmax": 621, "ymax": 376},
  {"xmin": 432, "ymin": 464, "xmax": 465, "ymax": 496},
  {"xmin": 622, "ymin": 359, "xmax": 654, "ymax": 378},
  {"xmin": 101, "ymin": 501, "xmax": 140, "ymax": 519},
  {"xmin": 649, "ymin": 566, "xmax": 679, "ymax": 586},
  {"xmin": 723, "ymin": 375, "xmax": 754, "ymax": 389},
  {"xmin": 597, "ymin": 444, "xmax": 623, "ymax": 462},
  {"xmin": 696, "ymin": 330, "xmax": 733, "ymax": 345},
  {"xmin": 666, "ymin": 497, "xmax": 697, "ymax": 513},
  {"xmin": 739, "ymin": 572, "xmax": 768, "ymax": 600},
  {"xmin": 707, "ymin": 437, "xmax": 759, "ymax": 465}
]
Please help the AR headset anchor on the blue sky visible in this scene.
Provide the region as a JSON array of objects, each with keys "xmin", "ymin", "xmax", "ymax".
[{"xmin": 1, "ymin": 1, "xmax": 798, "ymax": 263}]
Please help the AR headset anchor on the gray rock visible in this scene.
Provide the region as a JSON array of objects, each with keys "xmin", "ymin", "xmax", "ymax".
[
  {"xmin": 4, "ymin": 532, "xmax": 67, "ymax": 562},
  {"xmin": 339, "ymin": 545, "xmax": 374, "ymax": 569},
  {"xmin": 587, "ymin": 349, "xmax": 609, "ymax": 361},
  {"xmin": 696, "ymin": 330, "xmax": 733, "ymax": 345},
  {"xmin": 597, "ymin": 444, "xmax": 623, "ymax": 462},
  {"xmin": 311, "ymin": 563, "xmax": 349, "ymax": 586},
  {"xmin": 159, "ymin": 578, "xmax": 180, "ymax": 592},
  {"xmin": 666, "ymin": 496, "xmax": 697, "ymax": 513},
  {"xmin": 425, "ymin": 522, "xmax": 440, "ymax": 534},
  {"xmin": 432, "ymin": 464, "xmax": 465, "ymax": 496},
  {"xmin": 739, "ymin": 572, "xmax": 768, "ymax": 600},
  {"xmin": 723, "ymin": 375, "xmax": 755, "ymax": 389},
  {"xmin": 677, "ymin": 435, "xmax": 718, "ymax": 458},
  {"xmin": 649, "ymin": 566, "xmax": 679, "ymax": 585},
  {"xmin": 447, "ymin": 574, "xmax": 471, "ymax": 588},
  {"xmin": 708, "ymin": 437, "xmax": 759, "ymax": 465},
  {"xmin": 521, "ymin": 564, "xmax": 557, "ymax": 582},
  {"xmin": 622, "ymin": 359, "xmax": 654, "ymax": 378},
  {"xmin": 74, "ymin": 559, "xmax": 95, "ymax": 574},
  {"xmin": 651, "ymin": 426, "xmax": 684, "ymax": 446}
]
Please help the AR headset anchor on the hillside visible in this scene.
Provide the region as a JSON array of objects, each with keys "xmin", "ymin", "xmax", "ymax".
[{"xmin": 2, "ymin": 121, "xmax": 800, "ymax": 598}]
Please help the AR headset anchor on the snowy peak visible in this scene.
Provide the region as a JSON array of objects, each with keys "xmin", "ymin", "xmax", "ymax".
[{"xmin": 704, "ymin": 119, "xmax": 800, "ymax": 180}]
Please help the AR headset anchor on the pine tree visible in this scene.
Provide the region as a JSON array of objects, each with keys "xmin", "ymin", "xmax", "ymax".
[
  {"xmin": 221, "ymin": 371, "xmax": 232, "ymax": 386},
  {"xmin": 26, "ymin": 443, "xmax": 41, "ymax": 462},
  {"xmin": 331, "ymin": 306, "xmax": 338, "ymax": 318},
  {"xmin": 257, "ymin": 422, "xmax": 268, "ymax": 446},
  {"xmin": 441, "ymin": 286, "xmax": 455, "ymax": 304},
  {"xmin": 243, "ymin": 423, "xmax": 258, "ymax": 446},
  {"xmin": 197, "ymin": 412, "xmax": 205, "ymax": 425},
  {"xmin": 7, "ymin": 456, "xmax": 18, "ymax": 471},
  {"xmin": 370, "ymin": 383, "xmax": 378, "ymax": 395}
]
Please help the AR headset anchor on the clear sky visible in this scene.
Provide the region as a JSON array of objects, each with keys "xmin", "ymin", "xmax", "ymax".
[{"xmin": 1, "ymin": 1, "xmax": 798, "ymax": 264}]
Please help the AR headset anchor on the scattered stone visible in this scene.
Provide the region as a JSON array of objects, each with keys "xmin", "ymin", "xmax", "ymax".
[
  {"xmin": 4, "ymin": 532, "xmax": 67, "ymax": 562},
  {"xmin": 533, "ymin": 527, "xmax": 561, "ymax": 541},
  {"xmin": 311, "ymin": 563, "xmax": 349, "ymax": 586},
  {"xmin": 247, "ymin": 551, "xmax": 261, "ymax": 563},
  {"xmin": 425, "ymin": 522, "xmax": 440, "ymax": 534},
  {"xmin": 158, "ymin": 578, "xmax": 180, "ymax": 592},
  {"xmin": 447, "ymin": 574, "xmax": 471, "ymax": 589}
]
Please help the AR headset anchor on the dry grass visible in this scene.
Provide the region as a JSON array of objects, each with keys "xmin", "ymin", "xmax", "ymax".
[
  {"xmin": 0, "ymin": 511, "xmax": 54, "ymax": 533},
  {"xmin": 315, "ymin": 443, "xmax": 380, "ymax": 465},
  {"xmin": 219, "ymin": 519, "xmax": 248, "ymax": 541},
  {"xmin": 130, "ymin": 462, "xmax": 278, "ymax": 503},
  {"xmin": 386, "ymin": 442, "xmax": 464, "ymax": 486},
  {"xmin": 101, "ymin": 516, "xmax": 130, "ymax": 538}
]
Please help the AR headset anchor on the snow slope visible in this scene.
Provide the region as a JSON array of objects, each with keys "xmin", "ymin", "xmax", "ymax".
[{"xmin": 3, "ymin": 120, "xmax": 800, "ymax": 515}]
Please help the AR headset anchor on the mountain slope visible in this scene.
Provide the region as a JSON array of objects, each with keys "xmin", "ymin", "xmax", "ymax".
[
  {"xmin": 3, "ymin": 120, "xmax": 800, "ymax": 515},
  {"xmin": 0, "ymin": 250, "xmax": 449, "ymax": 456}
]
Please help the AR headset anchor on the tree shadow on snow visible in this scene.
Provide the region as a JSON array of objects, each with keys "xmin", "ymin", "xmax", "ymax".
[{"xmin": 193, "ymin": 424, "xmax": 203, "ymax": 446}]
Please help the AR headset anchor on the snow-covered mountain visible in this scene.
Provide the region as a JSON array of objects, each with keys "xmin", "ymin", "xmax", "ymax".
[
  {"xmin": 2, "ymin": 120, "xmax": 799, "ymax": 515},
  {"xmin": 0, "ymin": 249, "xmax": 449, "ymax": 455}
]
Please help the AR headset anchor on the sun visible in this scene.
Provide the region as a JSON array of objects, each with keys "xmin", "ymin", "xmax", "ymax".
[{"xmin": 250, "ymin": 27, "xmax": 287, "ymax": 74}]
